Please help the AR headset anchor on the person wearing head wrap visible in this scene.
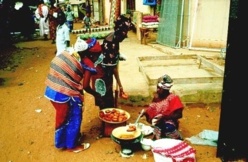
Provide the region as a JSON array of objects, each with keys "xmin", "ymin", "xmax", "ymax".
[
  {"xmin": 102, "ymin": 15, "xmax": 132, "ymax": 65},
  {"xmin": 81, "ymin": 37, "xmax": 104, "ymax": 108},
  {"xmin": 97, "ymin": 15, "xmax": 132, "ymax": 109},
  {"xmin": 44, "ymin": 38, "xmax": 94, "ymax": 153},
  {"xmin": 140, "ymin": 74, "xmax": 184, "ymax": 140}
]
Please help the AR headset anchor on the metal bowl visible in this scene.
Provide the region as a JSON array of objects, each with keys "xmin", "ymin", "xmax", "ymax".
[
  {"xmin": 99, "ymin": 108, "xmax": 130, "ymax": 124},
  {"xmin": 140, "ymin": 138, "xmax": 153, "ymax": 151}
]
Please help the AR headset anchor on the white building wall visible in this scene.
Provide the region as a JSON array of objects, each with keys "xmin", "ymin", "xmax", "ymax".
[
  {"xmin": 189, "ymin": 0, "xmax": 230, "ymax": 50},
  {"xmin": 135, "ymin": 0, "xmax": 151, "ymax": 14},
  {"xmin": 102, "ymin": 0, "xmax": 229, "ymax": 50}
]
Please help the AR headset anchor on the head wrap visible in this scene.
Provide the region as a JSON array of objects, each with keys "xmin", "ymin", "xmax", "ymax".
[
  {"xmin": 86, "ymin": 37, "xmax": 103, "ymax": 66},
  {"xmin": 113, "ymin": 15, "xmax": 134, "ymax": 42},
  {"xmin": 114, "ymin": 15, "xmax": 132, "ymax": 31},
  {"xmin": 74, "ymin": 37, "xmax": 88, "ymax": 52},
  {"xmin": 157, "ymin": 74, "xmax": 173, "ymax": 90},
  {"xmin": 86, "ymin": 37, "xmax": 102, "ymax": 53}
]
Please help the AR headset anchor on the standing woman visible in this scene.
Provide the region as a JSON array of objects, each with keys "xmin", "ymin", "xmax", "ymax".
[
  {"xmin": 83, "ymin": 37, "xmax": 104, "ymax": 107},
  {"xmin": 47, "ymin": 0, "xmax": 61, "ymax": 44},
  {"xmin": 44, "ymin": 38, "xmax": 92, "ymax": 153},
  {"xmin": 91, "ymin": 15, "xmax": 132, "ymax": 109}
]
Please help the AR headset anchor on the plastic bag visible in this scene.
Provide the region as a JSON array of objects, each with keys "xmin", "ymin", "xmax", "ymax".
[
  {"xmin": 199, "ymin": 129, "xmax": 218, "ymax": 142},
  {"xmin": 185, "ymin": 129, "xmax": 218, "ymax": 147}
]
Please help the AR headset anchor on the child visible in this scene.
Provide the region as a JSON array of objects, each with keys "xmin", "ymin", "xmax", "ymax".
[
  {"xmin": 83, "ymin": 12, "xmax": 91, "ymax": 34},
  {"xmin": 64, "ymin": 5, "xmax": 74, "ymax": 32}
]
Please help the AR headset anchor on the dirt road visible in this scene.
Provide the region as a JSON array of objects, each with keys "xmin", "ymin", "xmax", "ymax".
[{"xmin": 0, "ymin": 22, "xmax": 221, "ymax": 162}]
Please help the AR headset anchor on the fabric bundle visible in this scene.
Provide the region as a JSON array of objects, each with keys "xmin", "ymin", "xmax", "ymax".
[
  {"xmin": 151, "ymin": 139, "xmax": 196, "ymax": 162},
  {"xmin": 142, "ymin": 15, "xmax": 159, "ymax": 23},
  {"xmin": 142, "ymin": 15, "xmax": 159, "ymax": 28}
]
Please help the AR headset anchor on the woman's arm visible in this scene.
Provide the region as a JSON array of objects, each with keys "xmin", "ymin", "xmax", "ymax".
[
  {"xmin": 113, "ymin": 65, "xmax": 122, "ymax": 89},
  {"xmin": 83, "ymin": 70, "xmax": 98, "ymax": 96},
  {"xmin": 113, "ymin": 65, "xmax": 128, "ymax": 99},
  {"xmin": 83, "ymin": 70, "xmax": 103, "ymax": 107}
]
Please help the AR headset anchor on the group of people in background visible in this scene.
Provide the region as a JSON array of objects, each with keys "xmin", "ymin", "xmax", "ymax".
[
  {"xmin": 0, "ymin": 0, "xmax": 86, "ymax": 45},
  {"xmin": 35, "ymin": 0, "xmax": 74, "ymax": 42}
]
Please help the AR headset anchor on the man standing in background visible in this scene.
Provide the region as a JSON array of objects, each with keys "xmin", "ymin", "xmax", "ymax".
[
  {"xmin": 35, "ymin": 0, "xmax": 49, "ymax": 40},
  {"xmin": 55, "ymin": 10, "xmax": 70, "ymax": 56}
]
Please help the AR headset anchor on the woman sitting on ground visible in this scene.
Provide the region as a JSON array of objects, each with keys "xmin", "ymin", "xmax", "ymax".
[{"xmin": 140, "ymin": 74, "xmax": 184, "ymax": 140}]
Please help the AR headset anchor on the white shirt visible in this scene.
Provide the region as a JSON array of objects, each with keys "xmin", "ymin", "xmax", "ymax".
[
  {"xmin": 56, "ymin": 23, "xmax": 70, "ymax": 56},
  {"xmin": 35, "ymin": 4, "xmax": 48, "ymax": 19}
]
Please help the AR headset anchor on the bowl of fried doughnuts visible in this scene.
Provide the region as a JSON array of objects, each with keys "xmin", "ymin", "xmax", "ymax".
[{"xmin": 98, "ymin": 108, "xmax": 130, "ymax": 124}]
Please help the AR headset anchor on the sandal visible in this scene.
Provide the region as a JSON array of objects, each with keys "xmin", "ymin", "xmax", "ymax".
[{"xmin": 67, "ymin": 143, "xmax": 90, "ymax": 153}]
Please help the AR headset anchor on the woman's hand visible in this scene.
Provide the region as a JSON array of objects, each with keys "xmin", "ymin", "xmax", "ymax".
[
  {"xmin": 119, "ymin": 87, "xmax": 128, "ymax": 99},
  {"xmin": 151, "ymin": 114, "xmax": 163, "ymax": 126}
]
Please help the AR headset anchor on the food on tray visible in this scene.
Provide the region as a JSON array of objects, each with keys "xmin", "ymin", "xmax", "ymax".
[
  {"xmin": 99, "ymin": 108, "xmax": 129, "ymax": 123},
  {"xmin": 127, "ymin": 125, "xmax": 136, "ymax": 132}
]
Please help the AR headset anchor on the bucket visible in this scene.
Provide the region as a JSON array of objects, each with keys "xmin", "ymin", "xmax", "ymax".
[{"xmin": 151, "ymin": 139, "xmax": 196, "ymax": 162}]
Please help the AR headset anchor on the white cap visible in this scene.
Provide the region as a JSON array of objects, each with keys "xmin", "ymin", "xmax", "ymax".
[{"xmin": 74, "ymin": 37, "xmax": 88, "ymax": 52}]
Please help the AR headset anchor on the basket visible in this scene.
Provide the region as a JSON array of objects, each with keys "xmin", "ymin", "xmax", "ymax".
[{"xmin": 151, "ymin": 139, "xmax": 196, "ymax": 162}]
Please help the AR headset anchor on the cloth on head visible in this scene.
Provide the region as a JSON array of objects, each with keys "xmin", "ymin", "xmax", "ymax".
[
  {"xmin": 157, "ymin": 74, "xmax": 173, "ymax": 90},
  {"xmin": 114, "ymin": 15, "xmax": 132, "ymax": 31},
  {"xmin": 86, "ymin": 37, "xmax": 102, "ymax": 52},
  {"xmin": 74, "ymin": 37, "xmax": 88, "ymax": 52}
]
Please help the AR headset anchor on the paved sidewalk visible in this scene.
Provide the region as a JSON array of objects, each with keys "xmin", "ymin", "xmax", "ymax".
[
  {"xmin": 115, "ymin": 31, "xmax": 223, "ymax": 105},
  {"xmin": 73, "ymin": 22, "xmax": 223, "ymax": 105}
]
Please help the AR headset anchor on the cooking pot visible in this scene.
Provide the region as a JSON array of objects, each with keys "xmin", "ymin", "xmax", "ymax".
[
  {"xmin": 111, "ymin": 126, "xmax": 143, "ymax": 157},
  {"xmin": 112, "ymin": 126, "xmax": 141, "ymax": 142}
]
